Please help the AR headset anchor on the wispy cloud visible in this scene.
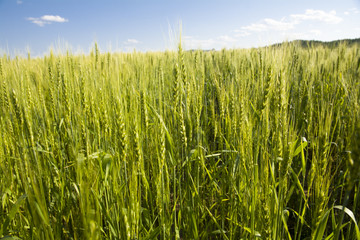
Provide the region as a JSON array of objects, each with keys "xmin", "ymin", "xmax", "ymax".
[
  {"xmin": 183, "ymin": 35, "xmax": 238, "ymax": 49},
  {"xmin": 344, "ymin": 8, "xmax": 359, "ymax": 15},
  {"xmin": 242, "ymin": 19, "xmax": 295, "ymax": 32},
  {"xmin": 351, "ymin": 8, "xmax": 359, "ymax": 14},
  {"xmin": 309, "ymin": 29, "xmax": 322, "ymax": 36},
  {"xmin": 183, "ymin": 36, "xmax": 216, "ymax": 49},
  {"xmin": 184, "ymin": 9, "xmax": 343, "ymax": 50},
  {"xmin": 290, "ymin": 9, "xmax": 342, "ymax": 24},
  {"xmin": 41, "ymin": 15, "xmax": 68, "ymax": 22},
  {"xmin": 242, "ymin": 23, "xmax": 266, "ymax": 32},
  {"xmin": 241, "ymin": 9, "xmax": 342, "ymax": 33},
  {"xmin": 218, "ymin": 35, "xmax": 237, "ymax": 43},
  {"xmin": 282, "ymin": 29, "xmax": 322, "ymax": 40},
  {"xmin": 124, "ymin": 39, "xmax": 141, "ymax": 44},
  {"xmin": 263, "ymin": 18, "xmax": 295, "ymax": 31},
  {"xmin": 27, "ymin": 15, "xmax": 68, "ymax": 27},
  {"xmin": 16, "ymin": 0, "xmax": 23, "ymax": 5},
  {"xmin": 233, "ymin": 30, "xmax": 251, "ymax": 37}
]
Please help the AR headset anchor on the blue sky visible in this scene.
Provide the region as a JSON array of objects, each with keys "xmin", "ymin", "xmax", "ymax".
[{"xmin": 0, "ymin": 0, "xmax": 359, "ymax": 57}]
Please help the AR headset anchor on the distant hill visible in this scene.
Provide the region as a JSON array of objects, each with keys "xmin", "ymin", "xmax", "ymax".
[
  {"xmin": 185, "ymin": 38, "xmax": 360, "ymax": 52},
  {"xmin": 272, "ymin": 38, "xmax": 360, "ymax": 48}
]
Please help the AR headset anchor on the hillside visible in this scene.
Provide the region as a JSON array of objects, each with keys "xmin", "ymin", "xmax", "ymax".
[{"xmin": 272, "ymin": 38, "xmax": 360, "ymax": 48}]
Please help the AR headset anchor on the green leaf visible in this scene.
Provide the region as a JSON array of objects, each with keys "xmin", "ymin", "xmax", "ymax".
[
  {"xmin": 205, "ymin": 206, "xmax": 229, "ymax": 240},
  {"xmin": 334, "ymin": 205, "xmax": 360, "ymax": 240},
  {"xmin": 313, "ymin": 209, "xmax": 330, "ymax": 240},
  {"xmin": 294, "ymin": 139, "xmax": 307, "ymax": 157},
  {"xmin": 0, "ymin": 194, "xmax": 27, "ymax": 236},
  {"xmin": 143, "ymin": 226, "xmax": 161, "ymax": 240},
  {"xmin": 325, "ymin": 222, "xmax": 349, "ymax": 240},
  {"xmin": 0, "ymin": 236, "xmax": 22, "ymax": 240},
  {"xmin": 294, "ymin": 138, "xmax": 307, "ymax": 178}
]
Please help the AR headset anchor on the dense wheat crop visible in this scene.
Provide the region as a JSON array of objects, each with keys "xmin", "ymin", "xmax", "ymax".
[{"xmin": 0, "ymin": 42, "xmax": 359, "ymax": 239}]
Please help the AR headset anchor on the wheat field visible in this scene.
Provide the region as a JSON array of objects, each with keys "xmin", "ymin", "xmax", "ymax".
[{"xmin": 0, "ymin": 42, "xmax": 359, "ymax": 239}]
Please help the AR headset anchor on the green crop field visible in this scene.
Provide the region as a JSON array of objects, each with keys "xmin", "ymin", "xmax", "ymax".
[{"xmin": 0, "ymin": 41, "xmax": 359, "ymax": 239}]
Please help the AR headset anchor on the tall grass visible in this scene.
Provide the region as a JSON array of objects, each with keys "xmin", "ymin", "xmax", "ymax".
[{"xmin": 0, "ymin": 41, "xmax": 359, "ymax": 239}]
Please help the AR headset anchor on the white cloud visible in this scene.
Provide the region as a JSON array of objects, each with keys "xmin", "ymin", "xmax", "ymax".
[
  {"xmin": 181, "ymin": 9, "xmax": 344, "ymax": 50},
  {"xmin": 124, "ymin": 39, "xmax": 141, "ymax": 44},
  {"xmin": 309, "ymin": 29, "xmax": 322, "ymax": 36},
  {"xmin": 242, "ymin": 23, "xmax": 267, "ymax": 32},
  {"xmin": 27, "ymin": 15, "xmax": 68, "ymax": 26},
  {"xmin": 183, "ymin": 36, "xmax": 217, "ymax": 49},
  {"xmin": 183, "ymin": 35, "xmax": 239, "ymax": 49},
  {"xmin": 218, "ymin": 35, "xmax": 237, "ymax": 43},
  {"xmin": 241, "ymin": 9, "xmax": 342, "ymax": 33},
  {"xmin": 348, "ymin": 8, "xmax": 359, "ymax": 14},
  {"xmin": 242, "ymin": 18, "xmax": 295, "ymax": 32},
  {"xmin": 233, "ymin": 30, "xmax": 251, "ymax": 37},
  {"xmin": 282, "ymin": 29, "xmax": 322, "ymax": 40},
  {"xmin": 16, "ymin": 0, "xmax": 23, "ymax": 5},
  {"xmin": 344, "ymin": 8, "xmax": 359, "ymax": 16},
  {"xmin": 263, "ymin": 18, "xmax": 295, "ymax": 31},
  {"xmin": 241, "ymin": 18, "xmax": 295, "ymax": 32},
  {"xmin": 290, "ymin": 9, "xmax": 342, "ymax": 24},
  {"xmin": 41, "ymin": 15, "xmax": 68, "ymax": 23},
  {"xmin": 27, "ymin": 18, "xmax": 46, "ymax": 27}
]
